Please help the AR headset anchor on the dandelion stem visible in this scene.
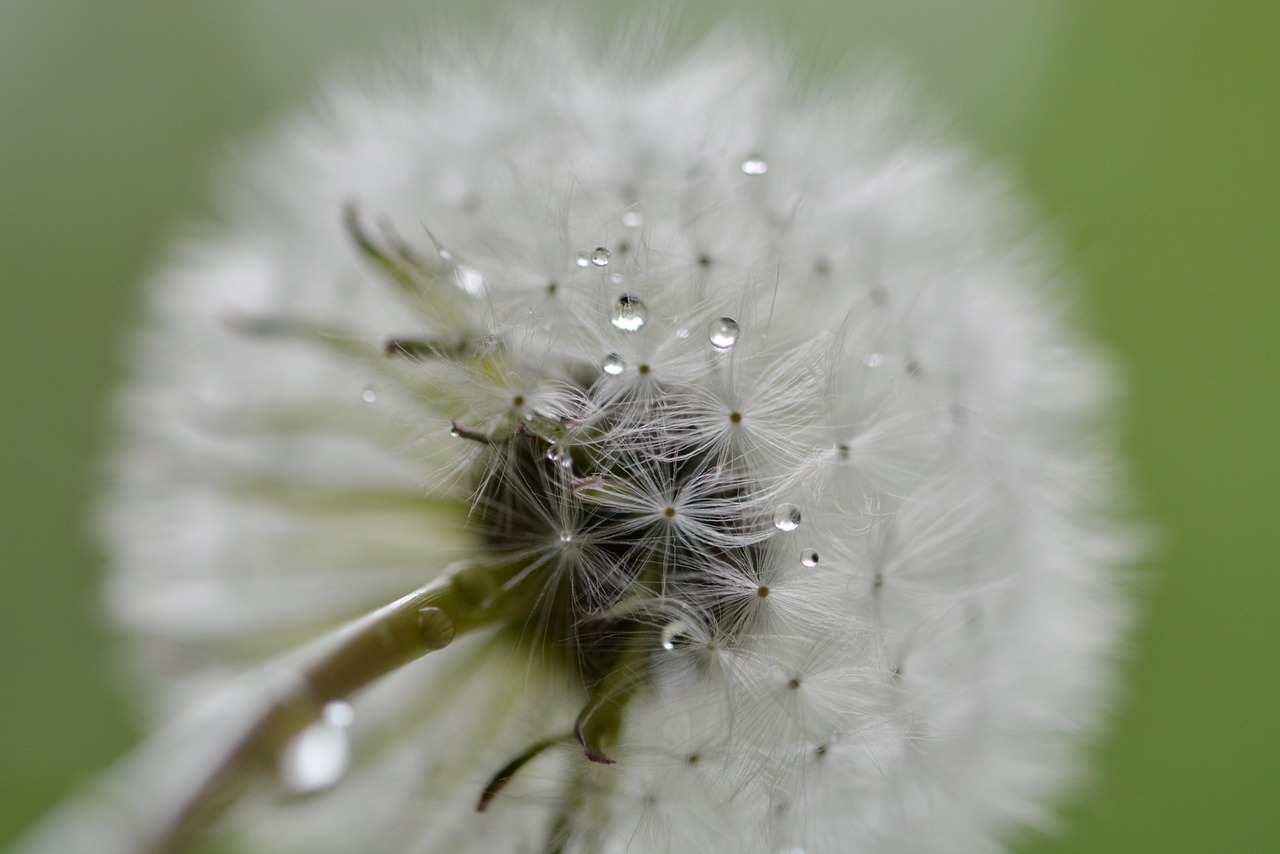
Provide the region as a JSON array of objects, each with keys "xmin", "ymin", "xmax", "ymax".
[{"xmin": 17, "ymin": 560, "xmax": 531, "ymax": 854}]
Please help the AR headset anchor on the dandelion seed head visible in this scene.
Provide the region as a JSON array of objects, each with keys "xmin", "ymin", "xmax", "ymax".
[{"xmin": 95, "ymin": 16, "xmax": 1136, "ymax": 854}]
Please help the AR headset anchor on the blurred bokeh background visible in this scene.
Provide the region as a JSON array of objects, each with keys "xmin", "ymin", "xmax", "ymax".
[{"xmin": 1, "ymin": 1, "xmax": 1276, "ymax": 851}]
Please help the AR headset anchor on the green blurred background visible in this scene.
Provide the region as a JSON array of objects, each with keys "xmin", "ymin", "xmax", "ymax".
[{"xmin": 1, "ymin": 1, "xmax": 1276, "ymax": 851}]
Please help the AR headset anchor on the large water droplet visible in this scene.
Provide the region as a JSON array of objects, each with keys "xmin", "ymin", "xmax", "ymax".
[
  {"xmin": 453, "ymin": 265, "xmax": 485, "ymax": 296},
  {"xmin": 660, "ymin": 621, "xmax": 691, "ymax": 651},
  {"xmin": 611, "ymin": 295, "xmax": 647, "ymax": 332},
  {"xmin": 574, "ymin": 251, "xmax": 591, "ymax": 268},
  {"xmin": 602, "ymin": 353, "xmax": 626, "ymax": 375},
  {"xmin": 622, "ymin": 210, "xmax": 644, "ymax": 228},
  {"xmin": 416, "ymin": 606, "xmax": 456, "ymax": 651},
  {"xmin": 590, "ymin": 247, "xmax": 611, "ymax": 267},
  {"xmin": 278, "ymin": 702, "xmax": 354, "ymax": 794},
  {"xmin": 361, "ymin": 387, "xmax": 377, "ymax": 404},
  {"xmin": 709, "ymin": 317, "xmax": 740, "ymax": 350},
  {"xmin": 773, "ymin": 504, "xmax": 802, "ymax": 532},
  {"xmin": 800, "ymin": 549, "xmax": 820, "ymax": 568},
  {"xmin": 740, "ymin": 155, "xmax": 769, "ymax": 176}
]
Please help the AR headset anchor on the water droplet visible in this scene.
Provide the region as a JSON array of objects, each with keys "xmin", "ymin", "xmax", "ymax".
[
  {"xmin": 660, "ymin": 620, "xmax": 691, "ymax": 651},
  {"xmin": 602, "ymin": 353, "xmax": 626, "ymax": 375},
  {"xmin": 416, "ymin": 606, "xmax": 456, "ymax": 650},
  {"xmin": 709, "ymin": 317, "xmax": 740, "ymax": 350},
  {"xmin": 863, "ymin": 353, "xmax": 884, "ymax": 368},
  {"xmin": 548, "ymin": 447, "xmax": 574, "ymax": 471},
  {"xmin": 676, "ymin": 327, "xmax": 691, "ymax": 339},
  {"xmin": 611, "ymin": 295, "xmax": 647, "ymax": 332},
  {"xmin": 609, "ymin": 272, "xmax": 624, "ymax": 285},
  {"xmin": 590, "ymin": 247, "xmax": 611, "ymax": 267},
  {"xmin": 361, "ymin": 387, "xmax": 377, "ymax": 404},
  {"xmin": 323, "ymin": 701, "xmax": 355, "ymax": 728},
  {"xmin": 740, "ymin": 155, "xmax": 769, "ymax": 176},
  {"xmin": 801, "ymin": 549, "xmax": 820, "ymax": 568},
  {"xmin": 574, "ymin": 251, "xmax": 591, "ymax": 268},
  {"xmin": 278, "ymin": 702, "xmax": 354, "ymax": 794},
  {"xmin": 559, "ymin": 530, "xmax": 574, "ymax": 544},
  {"xmin": 772, "ymin": 504, "xmax": 802, "ymax": 532},
  {"xmin": 453, "ymin": 265, "xmax": 485, "ymax": 296},
  {"xmin": 622, "ymin": 210, "xmax": 644, "ymax": 228}
]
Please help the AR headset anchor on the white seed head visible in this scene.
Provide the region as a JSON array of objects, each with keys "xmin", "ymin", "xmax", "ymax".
[{"xmin": 86, "ymin": 18, "xmax": 1134, "ymax": 854}]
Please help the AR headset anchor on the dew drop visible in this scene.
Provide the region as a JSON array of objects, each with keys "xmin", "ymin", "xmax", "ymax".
[
  {"xmin": 574, "ymin": 251, "xmax": 591, "ymax": 268},
  {"xmin": 361, "ymin": 387, "xmax": 377, "ymax": 404},
  {"xmin": 622, "ymin": 210, "xmax": 644, "ymax": 228},
  {"xmin": 590, "ymin": 247, "xmax": 611, "ymax": 267},
  {"xmin": 611, "ymin": 295, "xmax": 647, "ymax": 332},
  {"xmin": 278, "ymin": 702, "xmax": 354, "ymax": 794},
  {"xmin": 660, "ymin": 620, "xmax": 691, "ymax": 651},
  {"xmin": 740, "ymin": 155, "xmax": 769, "ymax": 176},
  {"xmin": 323, "ymin": 700, "xmax": 355, "ymax": 728},
  {"xmin": 609, "ymin": 272, "xmax": 624, "ymax": 285},
  {"xmin": 801, "ymin": 549, "xmax": 820, "ymax": 568},
  {"xmin": 559, "ymin": 530, "xmax": 574, "ymax": 544},
  {"xmin": 772, "ymin": 504, "xmax": 802, "ymax": 532},
  {"xmin": 416, "ymin": 606, "xmax": 456, "ymax": 651},
  {"xmin": 453, "ymin": 265, "xmax": 485, "ymax": 296},
  {"xmin": 676, "ymin": 327, "xmax": 691, "ymax": 339},
  {"xmin": 709, "ymin": 317, "xmax": 740, "ymax": 350},
  {"xmin": 602, "ymin": 353, "xmax": 626, "ymax": 375}
]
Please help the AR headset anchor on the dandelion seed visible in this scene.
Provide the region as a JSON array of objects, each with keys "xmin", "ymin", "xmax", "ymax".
[{"xmin": 16, "ymin": 16, "xmax": 1136, "ymax": 854}]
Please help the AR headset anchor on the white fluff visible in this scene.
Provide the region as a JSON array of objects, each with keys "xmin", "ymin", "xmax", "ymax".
[{"xmin": 79, "ymin": 17, "xmax": 1133, "ymax": 854}]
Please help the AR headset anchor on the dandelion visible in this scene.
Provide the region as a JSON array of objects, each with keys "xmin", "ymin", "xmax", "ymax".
[{"xmin": 17, "ymin": 17, "xmax": 1135, "ymax": 854}]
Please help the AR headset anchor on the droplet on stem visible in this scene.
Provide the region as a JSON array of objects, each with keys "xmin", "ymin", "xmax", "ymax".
[{"xmin": 416, "ymin": 606, "xmax": 456, "ymax": 651}]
